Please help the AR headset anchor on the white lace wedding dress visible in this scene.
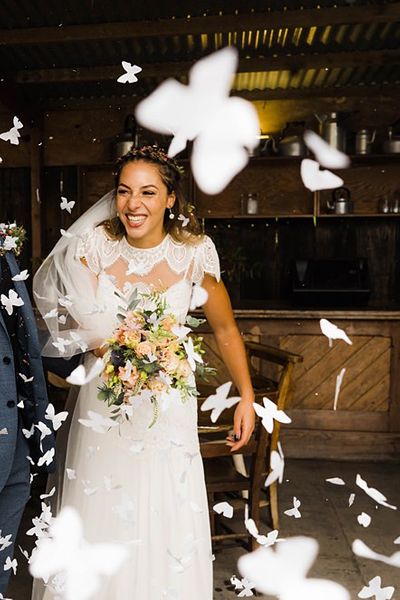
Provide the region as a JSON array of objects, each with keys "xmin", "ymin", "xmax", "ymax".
[{"xmin": 32, "ymin": 227, "xmax": 220, "ymax": 600}]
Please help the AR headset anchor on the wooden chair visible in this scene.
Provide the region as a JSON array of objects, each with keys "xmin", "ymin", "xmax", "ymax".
[{"xmin": 197, "ymin": 340, "xmax": 303, "ymax": 550}]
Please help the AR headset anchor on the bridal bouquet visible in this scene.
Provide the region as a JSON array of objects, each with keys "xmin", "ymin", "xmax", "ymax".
[
  {"xmin": 98, "ymin": 289, "xmax": 213, "ymax": 427},
  {"xmin": 0, "ymin": 222, "xmax": 26, "ymax": 257}
]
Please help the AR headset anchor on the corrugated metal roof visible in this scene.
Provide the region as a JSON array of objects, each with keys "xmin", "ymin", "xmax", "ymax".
[{"xmin": 0, "ymin": 0, "xmax": 399, "ymax": 104}]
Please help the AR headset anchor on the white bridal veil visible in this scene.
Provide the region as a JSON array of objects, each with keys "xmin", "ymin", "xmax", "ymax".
[{"xmin": 33, "ymin": 190, "xmax": 117, "ymax": 357}]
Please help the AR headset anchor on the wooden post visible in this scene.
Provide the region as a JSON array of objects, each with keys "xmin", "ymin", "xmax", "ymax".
[{"xmin": 30, "ymin": 123, "xmax": 43, "ymax": 271}]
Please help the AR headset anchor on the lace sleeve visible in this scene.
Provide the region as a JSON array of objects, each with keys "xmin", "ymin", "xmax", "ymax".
[
  {"xmin": 75, "ymin": 227, "xmax": 102, "ymax": 275},
  {"xmin": 192, "ymin": 235, "xmax": 221, "ymax": 285}
]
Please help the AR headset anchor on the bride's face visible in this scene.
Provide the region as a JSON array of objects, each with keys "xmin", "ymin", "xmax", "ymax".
[{"xmin": 116, "ymin": 160, "xmax": 175, "ymax": 249}]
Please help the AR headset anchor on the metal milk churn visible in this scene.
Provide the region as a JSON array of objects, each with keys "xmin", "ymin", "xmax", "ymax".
[{"xmin": 314, "ymin": 111, "xmax": 347, "ymax": 153}]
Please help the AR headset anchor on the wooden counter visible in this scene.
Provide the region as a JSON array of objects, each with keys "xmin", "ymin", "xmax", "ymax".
[{"xmin": 200, "ymin": 309, "xmax": 400, "ymax": 461}]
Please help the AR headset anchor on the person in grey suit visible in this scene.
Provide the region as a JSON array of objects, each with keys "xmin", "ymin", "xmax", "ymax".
[{"xmin": 0, "ymin": 240, "xmax": 55, "ymax": 595}]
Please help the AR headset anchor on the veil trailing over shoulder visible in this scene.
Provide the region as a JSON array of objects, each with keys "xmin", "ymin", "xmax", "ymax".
[{"xmin": 33, "ymin": 190, "xmax": 117, "ymax": 357}]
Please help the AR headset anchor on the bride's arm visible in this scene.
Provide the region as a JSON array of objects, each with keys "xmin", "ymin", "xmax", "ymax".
[{"xmin": 201, "ymin": 274, "xmax": 255, "ymax": 452}]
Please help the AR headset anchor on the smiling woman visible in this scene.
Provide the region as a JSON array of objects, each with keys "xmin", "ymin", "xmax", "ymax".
[{"xmin": 32, "ymin": 144, "xmax": 256, "ymax": 600}]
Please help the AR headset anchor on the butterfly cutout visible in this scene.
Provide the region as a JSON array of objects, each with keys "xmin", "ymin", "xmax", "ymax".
[
  {"xmin": 0, "ymin": 532, "xmax": 12, "ymax": 552},
  {"xmin": 177, "ymin": 213, "xmax": 189, "ymax": 227},
  {"xmin": 320, "ymin": 318, "xmax": 352, "ymax": 346},
  {"xmin": 40, "ymin": 486, "xmax": 56, "ymax": 500},
  {"xmin": 244, "ymin": 505, "xmax": 280, "ymax": 546},
  {"xmin": 117, "ymin": 61, "xmax": 142, "ymax": 84},
  {"xmin": 300, "ymin": 158, "xmax": 344, "ymax": 192},
  {"xmin": 66, "ymin": 358, "xmax": 104, "ymax": 386},
  {"xmin": 2, "ymin": 235, "xmax": 18, "ymax": 251},
  {"xmin": 326, "ymin": 477, "xmax": 346, "ymax": 486},
  {"xmin": 135, "ymin": 46, "xmax": 259, "ymax": 194},
  {"xmin": 45, "ymin": 403, "xmax": 68, "ymax": 431},
  {"xmin": 213, "ymin": 501, "xmax": 234, "ymax": 519},
  {"xmin": 19, "ymin": 372, "xmax": 34, "ymax": 383},
  {"xmin": 238, "ymin": 536, "xmax": 350, "ymax": 600},
  {"xmin": 357, "ymin": 512, "xmax": 371, "ymax": 528},
  {"xmin": 190, "ymin": 284, "xmax": 208, "ymax": 310},
  {"xmin": 0, "ymin": 428, "xmax": 8, "ymax": 435},
  {"xmin": 69, "ymin": 331, "xmax": 89, "ymax": 352},
  {"xmin": 12, "ymin": 269, "xmax": 29, "ymax": 281},
  {"xmin": 0, "ymin": 116, "xmax": 23, "ymax": 145},
  {"xmin": 264, "ymin": 441, "xmax": 285, "ymax": 487},
  {"xmin": 200, "ymin": 381, "xmax": 241, "ymax": 423},
  {"xmin": 4, "ymin": 556, "xmax": 17, "ymax": 575},
  {"xmin": 253, "ymin": 396, "xmax": 291, "ymax": 434},
  {"xmin": 333, "ymin": 367, "xmax": 346, "ymax": 410},
  {"xmin": 58, "ymin": 294, "xmax": 73, "ymax": 307},
  {"xmin": 60, "ymin": 228, "xmax": 74, "ymax": 238},
  {"xmin": 303, "ymin": 130, "xmax": 350, "ymax": 169},
  {"xmin": 29, "ymin": 506, "xmax": 128, "ymax": 600},
  {"xmin": 356, "ymin": 474, "xmax": 397, "ymax": 510},
  {"xmin": 358, "ymin": 576, "xmax": 394, "ymax": 600},
  {"xmin": 230, "ymin": 575, "xmax": 255, "ymax": 597},
  {"xmin": 37, "ymin": 448, "xmax": 55, "ymax": 467},
  {"xmin": 1, "ymin": 288, "xmax": 24, "ymax": 315},
  {"xmin": 78, "ymin": 410, "xmax": 119, "ymax": 434},
  {"xmin": 60, "ymin": 196, "xmax": 75, "ymax": 213},
  {"xmin": 52, "ymin": 337, "xmax": 73, "ymax": 354},
  {"xmin": 183, "ymin": 336, "xmax": 203, "ymax": 371},
  {"xmin": 35, "ymin": 421, "xmax": 53, "ymax": 450},
  {"xmin": 66, "ymin": 468, "xmax": 77, "ymax": 480},
  {"xmin": 349, "ymin": 493, "xmax": 356, "ymax": 507},
  {"xmin": 352, "ymin": 539, "xmax": 400, "ymax": 568},
  {"xmin": 284, "ymin": 496, "xmax": 302, "ymax": 519}
]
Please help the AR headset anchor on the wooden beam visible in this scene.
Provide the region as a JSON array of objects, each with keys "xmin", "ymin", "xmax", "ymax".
[
  {"xmin": 237, "ymin": 83, "xmax": 400, "ymax": 101},
  {"xmin": 15, "ymin": 49, "xmax": 400, "ymax": 85},
  {"xmin": 1, "ymin": 3, "xmax": 400, "ymax": 46},
  {"xmin": 30, "ymin": 124, "xmax": 43, "ymax": 268}
]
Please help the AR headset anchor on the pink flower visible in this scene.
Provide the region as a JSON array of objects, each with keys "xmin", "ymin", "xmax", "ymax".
[
  {"xmin": 119, "ymin": 364, "xmax": 139, "ymax": 388},
  {"xmin": 160, "ymin": 350, "xmax": 180, "ymax": 374},
  {"xmin": 160, "ymin": 315, "xmax": 176, "ymax": 331},
  {"xmin": 147, "ymin": 377, "xmax": 167, "ymax": 393},
  {"xmin": 176, "ymin": 359, "xmax": 192, "ymax": 378},
  {"xmin": 136, "ymin": 341, "xmax": 154, "ymax": 358}
]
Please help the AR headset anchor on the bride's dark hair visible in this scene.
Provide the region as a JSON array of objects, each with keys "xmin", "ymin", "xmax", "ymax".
[{"xmin": 100, "ymin": 145, "xmax": 203, "ymax": 243}]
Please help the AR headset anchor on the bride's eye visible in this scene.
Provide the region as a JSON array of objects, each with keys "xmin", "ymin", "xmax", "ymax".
[
  {"xmin": 117, "ymin": 188, "xmax": 129, "ymax": 196},
  {"xmin": 142, "ymin": 191, "xmax": 155, "ymax": 196}
]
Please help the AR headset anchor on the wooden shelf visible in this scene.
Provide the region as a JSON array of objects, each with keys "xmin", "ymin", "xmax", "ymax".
[
  {"xmin": 318, "ymin": 213, "xmax": 400, "ymax": 218},
  {"xmin": 198, "ymin": 214, "xmax": 314, "ymax": 219}
]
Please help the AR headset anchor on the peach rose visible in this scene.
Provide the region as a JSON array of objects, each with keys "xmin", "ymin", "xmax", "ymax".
[
  {"xmin": 176, "ymin": 359, "xmax": 192, "ymax": 378},
  {"xmin": 136, "ymin": 341, "xmax": 154, "ymax": 358},
  {"xmin": 147, "ymin": 377, "xmax": 168, "ymax": 393},
  {"xmin": 160, "ymin": 315, "xmax": 176, "ymax": 331}
]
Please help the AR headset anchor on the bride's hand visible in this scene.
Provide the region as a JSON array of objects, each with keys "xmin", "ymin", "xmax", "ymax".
[
  {"xmin": 226, "ymin": 398, "xmax": 255, "ymax": 452},
  {"xmin": 92, "ymin": 345, "xmax": 107, "ymax": 358}
]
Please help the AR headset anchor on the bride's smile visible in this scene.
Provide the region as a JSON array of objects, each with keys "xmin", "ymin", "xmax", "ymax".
[{"xmin": 116, "ymin": 160, "xmax": 175, "ymax": 249}]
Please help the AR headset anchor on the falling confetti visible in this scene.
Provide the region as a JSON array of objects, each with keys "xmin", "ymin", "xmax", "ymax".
[
  {"xmin": 253, "ymin": 396, "xmax": 291, "ymax": 434},
  {"xmin": 300, "ymin": 158, "xmax": 344, "ymax": 192},
  {"xmin": 117, "ymin": 61, "xmax": 142, "ymax": 84},
  {"xmin": 200, "ymin": 381, "xmax": 241, "ymax": 423},
  {"xmin": 333, "ymin": 368, "xmax": 346, "ymax": 411}
]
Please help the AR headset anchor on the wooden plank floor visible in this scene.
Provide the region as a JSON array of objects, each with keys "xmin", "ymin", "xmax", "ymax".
[{"xmin": 7, "ymin": 460, "xmax": 400, "ymax": 599}]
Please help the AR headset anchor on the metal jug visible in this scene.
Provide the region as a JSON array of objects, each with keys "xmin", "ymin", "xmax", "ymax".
[
  {"xmin": 355, "ymin": 129, "xmax": 376, "ymax": 154},
  {"xmin": 314, "ymin": 112, "xmax": 347, "ymax": 152},
  {"xmin": 327, "ymin": 187, "xmax": 353, "ymax": 215}
]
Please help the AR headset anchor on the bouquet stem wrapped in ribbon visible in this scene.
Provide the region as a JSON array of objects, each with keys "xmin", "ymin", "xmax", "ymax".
[{"xmin": 98, "ymin": 289, "xmax": 214, "ymax": 427}]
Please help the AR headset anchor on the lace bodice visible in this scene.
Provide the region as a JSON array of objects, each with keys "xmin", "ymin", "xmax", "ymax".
[{"xmin": 77, "ymin": 227, "xmax": 220, "ymax": 285}]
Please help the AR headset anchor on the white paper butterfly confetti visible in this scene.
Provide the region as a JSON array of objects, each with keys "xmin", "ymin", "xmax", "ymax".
[
  {"xmin": 333, "ymin": 367, "xmax": 346, "ymax": 410},
  {"xmin": 189, "ymin": 284, "xmax": 208, "ymax": 310},
  {"xmin": 213, "ymin": 501, "xmax": 234, "ymax": 519},
  {"xmin": 356, "ymin": 474, "xmax": 397, "ymax": 510},
  {"xmin": 326, "ymin": 477, "xmax": 346, "ymax": 486},
  {"xmin": 358, "ymin": 576, "xmax": 394, "ymax": 600},
  {"xmin": 12, "ymin": 269, "xmax": 29, "ymax": 281},
  {"xmin": 244, "ymin": 506, "xmax": 280, "ymax": 547},
  {"xmin": 0, "ymin": 532, "xmax": 12, "ymax": 552},
  {"xmin": 264, "ymin": 441, "xmax": 285, "ymax": 487},
  {"xmin": 352, "ymin": 539, "xmax": 400, "ymax": 568},
  {"xmin": 52, "ymin": 337, "xmax": 72, "ymax": 355},
  {"xmin": 320, "ymin": 318, "xmax": 352, "ymax": 346},
  {"xmin": 45, "ymin": 403, "xmax": 68, "ymax": 431},
  {"xmin": 78, "ymin": 410, "xmax": 119, "ymax": 434},
  {"xmin": 238, "ymin": 536, "xmax": 350, "ymax": 600},
  {"xmin": 0, "ymin": 116, "xmax": 23, "ymax": 145},
  {"xmin": 37, "ymin": 448, "xmax": 55, "ymax": 467},
  {"xmin": 135, "ymin": 46, "xmax": 259, "ymax": 194},
  {"xmin": 303, "ymin": 130, "xmax": 350, "ymax": 169},
  {"xmin": 183, "ymin": 336, "xmax": 203, "ymax": 371},
  {"xmin": 178, "ymin": 213, "xmax": 189, "ymax": 227},
  {"xmin": 349, "ymin": 493, "xmax": 356, "ymax": 507},
  {"xmin": 357, "ymin": 512, "xmax": 371, "ymax": 528},
  {"xmin": 230, "ymin": 575, "xmax": 256, "ymax": 597},
  {"xmin": 60, "ymin": 229, "xmax": 74, "ymax": 238},
  {"xmin": 1, "ymin": 289, "xmax": 24, "ymax": 315},
  {"xmin": 29, "ymin": 506, "xmax": 128, "ymax": 600},
  {"xmin": 117, "ymin": 61, "xmax": 142, "ymax": 84},
  {"xmin": 60, "ymin": 196, "xmax": 75, "ymax": 214},
  {"xmin": 284, "ymin": 496, "xmax": 302, "ymax": 519},
  {"xmin": 200, "ymin": 381, "xmax": 241, "ymax": 423},
  {"xmin": 3, "ymin": 556, "xmax": 17, "ymax": 575},
  {"xmin": 66, "ymin": 358, "xmax": 104, "ymax": 386},
  {"xmin": 253, "ymin": 397, "xmax": 291, "ymax": 434},
  {"xmin": 300, "ymin": 158, "xmax": 344, "ymax": 192},
  {"xmin": 19, "ymin": 372, "xmax": 34, "ymax": 383}
]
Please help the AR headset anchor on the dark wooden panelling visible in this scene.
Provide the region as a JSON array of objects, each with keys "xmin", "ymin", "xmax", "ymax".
[{"xmin": 0, "ymin": 167, "xmax": 32, "ymax": 269}]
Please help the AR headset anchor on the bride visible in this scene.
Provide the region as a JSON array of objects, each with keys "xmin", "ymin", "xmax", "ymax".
[{"xmin": 32, "ymin": 145, "xmax": 255, "ymax": 599}]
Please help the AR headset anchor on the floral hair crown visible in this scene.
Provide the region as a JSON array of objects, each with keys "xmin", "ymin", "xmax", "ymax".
[{"xmin": 116, "ymin": 144, "xmax": 185, "ymax": 177}]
